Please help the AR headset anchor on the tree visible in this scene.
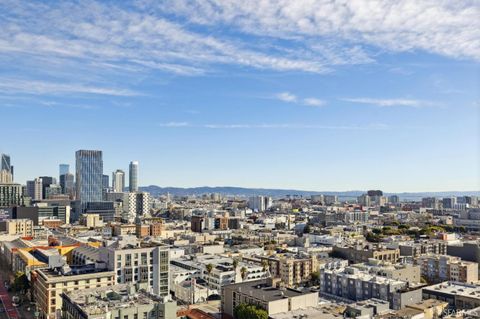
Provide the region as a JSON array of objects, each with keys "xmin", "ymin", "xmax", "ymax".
[
  {"xmin": 303, "ymin": 224, "xmax": 311, "ymax": 234},
  {"xmin": 232, "ymin": 258, "xmax": 239, "ymax": 271},
  {"xmin": 205, "ymin": 264, "xmax": 214, "ymax": 298},
  {"xmin": 234, "ymin": 304, "xmax": 268, "ymax": 319},
  {"xmin": 240, "ymin": 266, "xmax": 248, "ymax": 281},
  {"xmin": 310, "ymin": 271, "xmax": 320, "ymax": 285},
  {"xmin": 12, "ymin": 271, "xmax": 29, "ymax": 293}
]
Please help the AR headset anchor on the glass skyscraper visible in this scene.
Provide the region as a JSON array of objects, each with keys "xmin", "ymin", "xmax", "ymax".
[
  {"xmin": 129, "ymin": 161, "xmax": 139, "ymax": 192},
  {"xmin": 76, "ymin": 150, "xmax": 103, "ymax": 203},
  {"xmin": 59, "ymin": 164, "xmax": 70, "ymax": 177},
  {"xmin": 1, "ymin": 154, "xmax": 11, "ymax": 172},
  {"xmin": 0, "ymin": 153, "xmax": 13, "ymax": 182}
]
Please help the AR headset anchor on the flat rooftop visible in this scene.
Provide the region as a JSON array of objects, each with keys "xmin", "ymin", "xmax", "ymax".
[
  {"xmin": 224, "ymin": 279, "xmax": 314, "ymax": 302},
  {"xmin": 423, "ymin": 282, "xmax": 480, "ymax": 299},
  {"xmin": 63, "ymin": 284, "xmax": 162, "ymax": 315},
  {"xmin": 270, "ymin": 305, "xmax": 345, "ymax": 319}
]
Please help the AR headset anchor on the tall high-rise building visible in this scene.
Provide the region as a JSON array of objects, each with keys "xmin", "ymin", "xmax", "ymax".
[
  {"xmin": 248, "ymin": 195, "xmax": 272, "ymax": 212},
  {"xmin": 75, "ymin": 150, "xmax": 103, "ymax": 204},
  {"xmin": 59, "ymin": 164, "xmax": 70, "ymax": 177},
  {"xmin": 0, "ymin": 154, "xmax": 13, "ymax": 183},
  {"xmin": 129, "ymin": 161, "xmax": 139, "ymax": 192},
  {"xmin": 39, "ymin": 176, "xmax": 55, "ymax": 200},
  {"xmin": 60, "ymin": 173, "xmax": 75, "ymax": 198},
  {"xmin": 26, "ymin": 178, "xmax": 43, "ymax": 200},
  {"xmin": 112, "ymin": 169, "xmax": 125, "ymax": 192},
  {"xmin": 102, "ymin": 174, "xmax": 109, "ymax": 189}
]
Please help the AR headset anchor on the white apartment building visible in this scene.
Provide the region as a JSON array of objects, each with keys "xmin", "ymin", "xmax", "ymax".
[
  {"xmin": 122, "ymin": 192, "xmax": 151, "ymax": 222},
  {"xmin": 99, "ymin": 236, "xmax": 170, "ymax": 296}
]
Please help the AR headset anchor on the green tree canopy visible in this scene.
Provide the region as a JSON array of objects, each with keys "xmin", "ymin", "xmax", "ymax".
[{"xmin": 234, "ymin": 304, "xmax": 268, "ymax": 319}]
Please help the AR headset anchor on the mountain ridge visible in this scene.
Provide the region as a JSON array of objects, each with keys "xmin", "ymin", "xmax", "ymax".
[{"xmin": 138, "ymin": 185, "xmax": 480, "ymax": 199}]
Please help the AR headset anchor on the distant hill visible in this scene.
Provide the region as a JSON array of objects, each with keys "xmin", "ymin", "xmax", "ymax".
[{"xmin": 139, "ymin": 185, "xmax": 480, "ymax": 200}]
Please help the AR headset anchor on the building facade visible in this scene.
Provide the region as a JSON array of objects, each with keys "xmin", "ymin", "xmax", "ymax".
[
  {"xmin": 129, "ymin": 161, "xmax": 139, "ymax": 192},
  {"xmin": 75, "ymin": 150, "xmax": 103, "ymax": 205}
]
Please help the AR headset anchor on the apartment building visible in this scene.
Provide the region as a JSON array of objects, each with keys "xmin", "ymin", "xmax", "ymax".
[
  {"xmin": 279, "ymin": 254, "xmax": 318, "ymax": 287},
  {"xmin": 319, "ymin": 267, "xmax": 422, "ymax": 309},
  {"xmin": 32, "ymin": 267, "xmax": 115, "ymax": 319},
  {"xmin": 98, "ymin": 237, "xmax": 170, "ymax": 297},
  {"xmin": 398, "ymin": 240, "xmax": 448, "ymax": 258},
  {"xmin": 351, "ymin": 260, "xmax": 421, "ymax": 283},
  {"xmin": 242, "ymin": 253, "xmax": 318, "ymax": 287},
  {"xmin": 0, "ymin": 218, "xmax": 33, "ymax": 236},
  {"xmin": 417, "ymin": 255, "xmax": 478, "ymax": 284}
]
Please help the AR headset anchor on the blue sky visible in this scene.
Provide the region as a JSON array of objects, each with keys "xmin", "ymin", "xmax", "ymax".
[{"xmin": 0, "ymin": 0, "xmax": 479, "ymax": 192}]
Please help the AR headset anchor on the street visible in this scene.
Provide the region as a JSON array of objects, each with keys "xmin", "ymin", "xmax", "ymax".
[{"xmin": 0, "ymin": 256, "xmax": 34, "ymax": 319}]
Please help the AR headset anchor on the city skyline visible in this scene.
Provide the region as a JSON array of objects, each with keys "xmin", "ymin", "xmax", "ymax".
[{"xmin": 1, "ymin": 1, "xmax": 479, "ymax": 192}]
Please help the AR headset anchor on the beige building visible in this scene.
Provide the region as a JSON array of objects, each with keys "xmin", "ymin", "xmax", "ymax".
[
  {"xmin": 242, "ymin": 254, "xmax": 318, "ymax": 288},
  {"xmin": 222, "ymin": 279, "xmax": 318, "ymax": 318},
  {"xmin": 79, "ymin": 213, "xmax": 103, "ymax": 228},
  {"xmin": 112, "ymin": 223, "xmax": 137, "ymax": 236},
  {"xmin": 333, "ymin": 244, "xmax": 400, "ymax": 264},
  {"xmin": 279, "ymin": 255, "xmax": 318, "ymax": 287},
  {"xmin": 32, "ymin": 268, "xmax": 115, "ymax": 319},
  {"xmin": 405, "ymin": 299, "xmax": 449, "ymax": 319},
  {"xmin": 0, "ymin": 219, "xmax": 33, "ymax": 236}
]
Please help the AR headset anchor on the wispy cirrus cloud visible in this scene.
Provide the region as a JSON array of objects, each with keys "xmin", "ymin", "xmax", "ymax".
[
  {"xmin": 275, "ymin": 92, "xmax": 326, "ymax": 107},
  {"xmin": 159, "ymin": 122, "xmax": 190, "ymax": 127},
  {"xmin": 0, "ymin": 78, "xmax": 139, "ymax": 96},
  {"xmin": 159, "ymin": 122, "xmax": 387, "ymax": 130},
  {"xmin": 152, "ymin": 0, "xmax": 480, "ymax": 61},
  {"xmin": 341, "ymin": 97, "xmax": 437, "ymax": 108},
  {"xmin": 0, "ymin": 1, "xmax": 477, "ymax": 101}
]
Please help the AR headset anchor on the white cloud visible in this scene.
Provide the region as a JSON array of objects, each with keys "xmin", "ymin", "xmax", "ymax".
[
  {"xmin": 0, "ymin": 78, "xmax": 138, "ymax": 96},
  {"xmin": 152, "ymin": 0, "xmax": 480, "ymax": 61},
  {"xmin": 159, "ymin": 122, "xmax": 387, "ymax": 130},
  {"xmin": 275, "ymin": 92, "xmax": 325, "ymax": 107},
  {"xmin": 159, "ymin": 122, "xmax": 190, "ymax": 127},
  {"xmin": 303, "ymin": 98, "xmax": 325, "ymax": 107},
  {"xmin": 0, "ymin": 1, "xmax": 477, "ymax": 99},
  {"xmin": 276, "ymin": 92, "xmax": 297, "ymax": 103},
  {"xmin": 342, "ymin": 97, "xmax": 434, "ymax": 107}
]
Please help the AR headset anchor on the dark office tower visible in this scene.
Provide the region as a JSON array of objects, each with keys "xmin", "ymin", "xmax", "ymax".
[
  {"xmin": 75, "ymin": 150, "xmax": 103, "ymax": 203},
  {"xmin": 102, "ymin": 174, "xmax": 109, "ymax": 189},
  {"xmin": 102, "ymin": 174, "xmax": 110, "ymax": 200},
  {"xmin": 39, "ymin": 176, "xmax": 55, "ymax": 199},
  {"xmin": 367, "ymin": 190, "xmax": 383, "ymax": 197},
  {"xmin": 60, "ymin": 173, "xmax": 75, "ymax": 198},
  {"xmin": 129, "ymin": 161, "xmax": 139, "ymax": 192}
]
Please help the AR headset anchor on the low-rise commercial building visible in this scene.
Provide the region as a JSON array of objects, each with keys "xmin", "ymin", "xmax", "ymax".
[
  {"xmin": 61, "ymin": 284, "xmax": 177, "ymax": 319},
  {"xmin": 222, "ymin": 279, "xmax": 318, "ymax": 318},
  {"xmin": 422, "ymin": 282, "xmax": 480, "ymax": 310},
  {"xmin": 332, "ymin": 244, "xmax": 400, "ymax": 264}
]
